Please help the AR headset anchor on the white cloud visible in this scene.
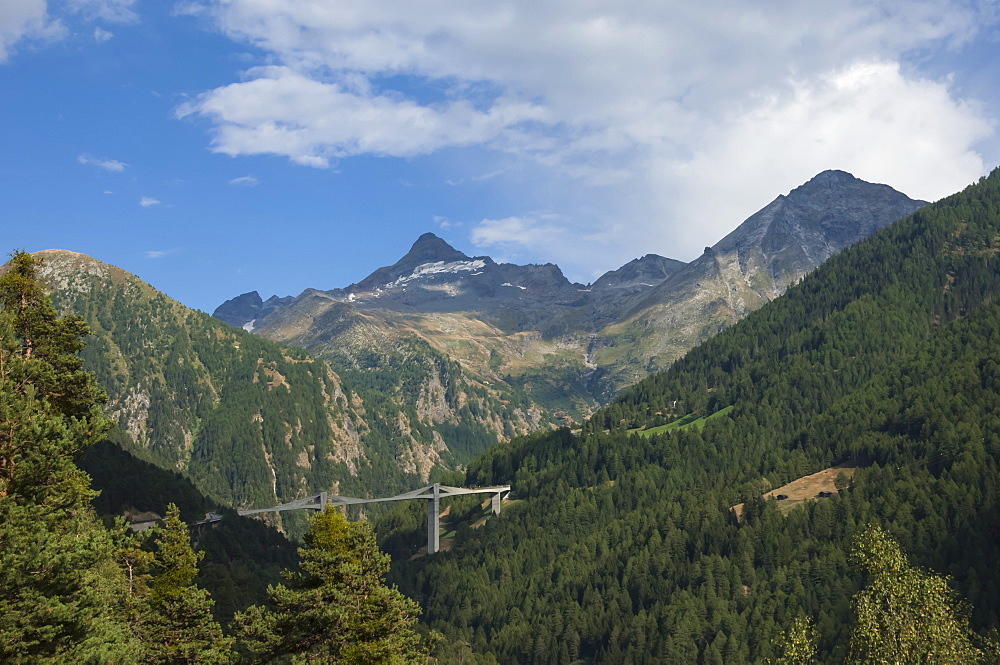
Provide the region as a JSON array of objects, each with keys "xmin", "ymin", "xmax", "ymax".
[
  {"xmin": 641, "ymin": 61, "xmax": 994, "ymax": 259},
  {"xmin": 139, "ymin": 197, "xmax": 160, "ymax": 207},
  {"xmin": 229, "ymin": 174, "xmax": 258, "ymax": 186},
  {"xmin": 178, "ymin": 65, "xmax": 548, "ymax": 167},
  {"xmin": 171, "ymin": 2, "xmax": 205, "ymax": 18},
  {"xmin": 143, "ymin": 249, "xmax": 174, "ymax": 258},
  {"xmin": 185, "ymin": 0, "xmax": 999, "ymax": 275},
  {"xmin": 188, "ymin": 0, "xmax": 990, "ymax": 133},
  {"xmin": 433, "ymin": 215, "xmax": 454, "ymax": 230},
  {"xmin": 77, "ymin": 153, "xmax": 127, "ymax": 172},
  {"xmin": 471, "ymin": 216, "xmax": 566, "ymax": 251},
  {"xmin": 65, "ymin": 0, "xmax": 138, "ymax": 23},
  {"xmin": 0, "ymin": 0, "xmax": 65, "ymax": 62},
  {"xmin": 1, "ymin": 0, "xmax": 139, "ymax": 62}
]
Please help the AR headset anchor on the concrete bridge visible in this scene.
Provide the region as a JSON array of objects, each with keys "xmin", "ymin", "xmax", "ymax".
[{"xmin": 238, "ymin": 483, "xmax": 511, "ymax": 554}]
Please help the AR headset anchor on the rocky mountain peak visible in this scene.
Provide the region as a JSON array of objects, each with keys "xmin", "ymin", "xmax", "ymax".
[
  {"xmin": 213, "ymin": 291, "xmax": 263, "ymax": 328},
  {"xmin": 784, "ymin": 169, "xmax": 918, "ymax": 213},
  {"xmin": 212, "ymin": 291, "xmax": 294, "ymax": 331},
  {"xmin": 798, "ymin": 168, "xmax": 859, "ymax": 188},
  {"xmin": 407, "ymin": 232, "xmax": 469, "ymax": 265},
  {"xmin": 591, "ymin": 254, "xmax": 686, "ymax": 294},
  {"xmin": 350, "ymin": 233, "xmax": 474, "ymax": 292},
  {"xmin": 710, "ymin": 170, "xmax": 926, "ymax": 258}
]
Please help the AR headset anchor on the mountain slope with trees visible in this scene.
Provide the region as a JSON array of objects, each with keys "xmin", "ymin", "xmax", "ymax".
[
  {"xmin": 25, "ymin": 250, "xmax": 550, "ymax": 538},
  {"xmin": 379, "ymin": 169, "xmax": 1000, "ymax": 664},
  {"xmin": 0, "ymin": 251, "xmax": 231, "ymax": 663},
  {"xmin": 0, "ymin": 251, "xmax": 434, "ymax": 663}
]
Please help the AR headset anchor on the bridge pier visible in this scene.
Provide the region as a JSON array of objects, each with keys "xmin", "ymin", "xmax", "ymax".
[{"xmin": 427, "ymin": 483, "xmax": 441, "ymax": 554}]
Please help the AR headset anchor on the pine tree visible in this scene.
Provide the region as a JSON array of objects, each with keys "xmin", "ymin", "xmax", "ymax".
[
  {"xmin": 0, "ymin": 250, "xmax": 139, "ymax": 662},
  {"xmin": 119, "ymin": 503, "xmax": 234, "ymax": 663},
  {"xmin": 236, "ymin": 506, "xmax": 427, "ymax": 664}
]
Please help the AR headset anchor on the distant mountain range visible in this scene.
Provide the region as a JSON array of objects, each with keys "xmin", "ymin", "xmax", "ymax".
[{"xmin": 215, "ymin": 170, "xmax": 926, "ymax": 412}]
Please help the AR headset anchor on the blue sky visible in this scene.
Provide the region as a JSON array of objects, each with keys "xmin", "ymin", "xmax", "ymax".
[{"xmin": 2, "ymin": 0, "xmax": 999, "ymax": 312}]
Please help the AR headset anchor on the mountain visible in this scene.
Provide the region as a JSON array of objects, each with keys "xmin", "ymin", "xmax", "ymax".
[
  {"xmin": 381, "ymin": 168, "xmax": 1000, "ymax": 663},
  {"xmin": 594, "ymin": 169, "xmax": 928, "ymax": 389},
  {"xmin": 212, "ymin": 290, "xmax": 293, "ymax": 332},
  {"xmin": 216, "ymin": 170, "xmax": 926, "ymax": 409},
  {"xmin": 589, "ymin": 254, "xmax": 687, "ymax": 294},
  {"xmin": 221, "ymin": 235, "xmax": 588, "ymax": 326},
  {"xmin": 32, "ymin": 250, "xmax": 550, "ymax": 538}
]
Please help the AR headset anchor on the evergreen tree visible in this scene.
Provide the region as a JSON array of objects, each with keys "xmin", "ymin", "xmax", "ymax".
[
  {"xmin": 0, "ymin": 250, "xmax": 138, "ymax": 662},
  {"xmin": 121, "ymin": 503, "xmax": 234, "ymax": 663},
  {"xmin": 236, "ymin": 506, "xmax": 426, "ymax": 664}
]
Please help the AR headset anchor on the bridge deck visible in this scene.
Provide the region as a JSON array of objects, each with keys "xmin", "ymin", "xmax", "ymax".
[{"xmin": 237, "ymin": 483, "xmax": 511, "ymax": 554}]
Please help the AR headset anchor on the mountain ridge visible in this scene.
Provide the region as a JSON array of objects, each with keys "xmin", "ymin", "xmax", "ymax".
[{"xmin": 216, "ymin": 169, "xmax": 927, "ymax": 409}]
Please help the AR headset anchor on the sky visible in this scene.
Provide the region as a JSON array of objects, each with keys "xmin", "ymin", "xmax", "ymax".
[{"xmin": 2, "ymin": 0, "xmax": 999, "ymax": 313}]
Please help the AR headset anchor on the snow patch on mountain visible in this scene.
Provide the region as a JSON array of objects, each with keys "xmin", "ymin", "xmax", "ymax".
[{"xmin": 387, "ymin": 260, "xmax": 487, "ymax": 289}]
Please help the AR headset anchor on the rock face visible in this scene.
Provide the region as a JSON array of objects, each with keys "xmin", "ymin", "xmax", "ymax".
[
  {"xmin": 591, "ymin": 254, "xmax": 687, "ymax": 294},
  {"xmin": 215, "ymin": 170, "xmax": 927, "ymax": 413},
  {"xmin": 350, "ymin": 232, "xmax": 473, "ymax": 292},
  {"xmin": 212, "ymin": 291, "xmax": 293, "ymax": 331},
  {"xmin": 702, "ymin": 169, "xmax": 926, "ymax": 298},
  {"xmin": 588, "ymin": 171, "xmax": 926, "ymax": 389}
]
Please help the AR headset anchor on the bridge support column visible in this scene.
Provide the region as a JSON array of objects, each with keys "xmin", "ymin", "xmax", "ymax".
[
  {"xmin": 427, "ymin": 483, "xmax": 440, "ymax": 554},
  {"xmin": 319, "ymin": 492, "xmax": 327, "ymax": 511},
  {"xmin": 491, "ymin": 492, "xmax": 502, "ymax": 515}
]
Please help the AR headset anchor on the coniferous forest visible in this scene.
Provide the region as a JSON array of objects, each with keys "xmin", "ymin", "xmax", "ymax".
[
  {"xmin": 378, "ymin": 169, "xmax": 1000, "ymax": 663},
  {"xmin": 4, "ymin": 168, "xmax": 1000, "ymax": 663},
  {"xmin": 0, "ymin": 252, "xmax": 428, "ymax": 663}
]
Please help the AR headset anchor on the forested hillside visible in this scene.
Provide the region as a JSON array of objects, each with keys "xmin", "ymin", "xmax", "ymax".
[
  {"xmin": 24, "ymin": 251, "xmax": 545, "ymax": 538},
  {"xmin": 33, "ymin": 252, "xmax": 385, "ymax": 536},
  {"xmin": 80, "ymin": 440, "xmax": 298, "ymax": 625},
  {"xmin": 381, "ymin": 169, "xmax": 1000, "ymax": 664},
  {"xmin": 0, "ymin": 252, "xmax": 430, "ymax": 663}
]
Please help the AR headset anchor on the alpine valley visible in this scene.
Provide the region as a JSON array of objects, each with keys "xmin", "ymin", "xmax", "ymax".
[
  {"xmin": 379, "ymin": 168, "xmax": 1000, "ymax": 664},
  {"xmin": 27, "ymin": 170, "xmax": 923, "ymax": 539},
  {"xmin": 11, "ymin": 167, "xmax": 1000, "ymax": 664}
]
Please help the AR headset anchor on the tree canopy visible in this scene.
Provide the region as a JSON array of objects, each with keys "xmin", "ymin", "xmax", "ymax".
[
  {"xmin": 237, "ymin": 506, "xmax": 428, "ymax": 664},
  {"xmin": 847, "ymin": 525, "xmax": 984, "ymax": 664},
  {"xmin": 0, "ymin": 250, "xmax": 135, "ymax": 662}
]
